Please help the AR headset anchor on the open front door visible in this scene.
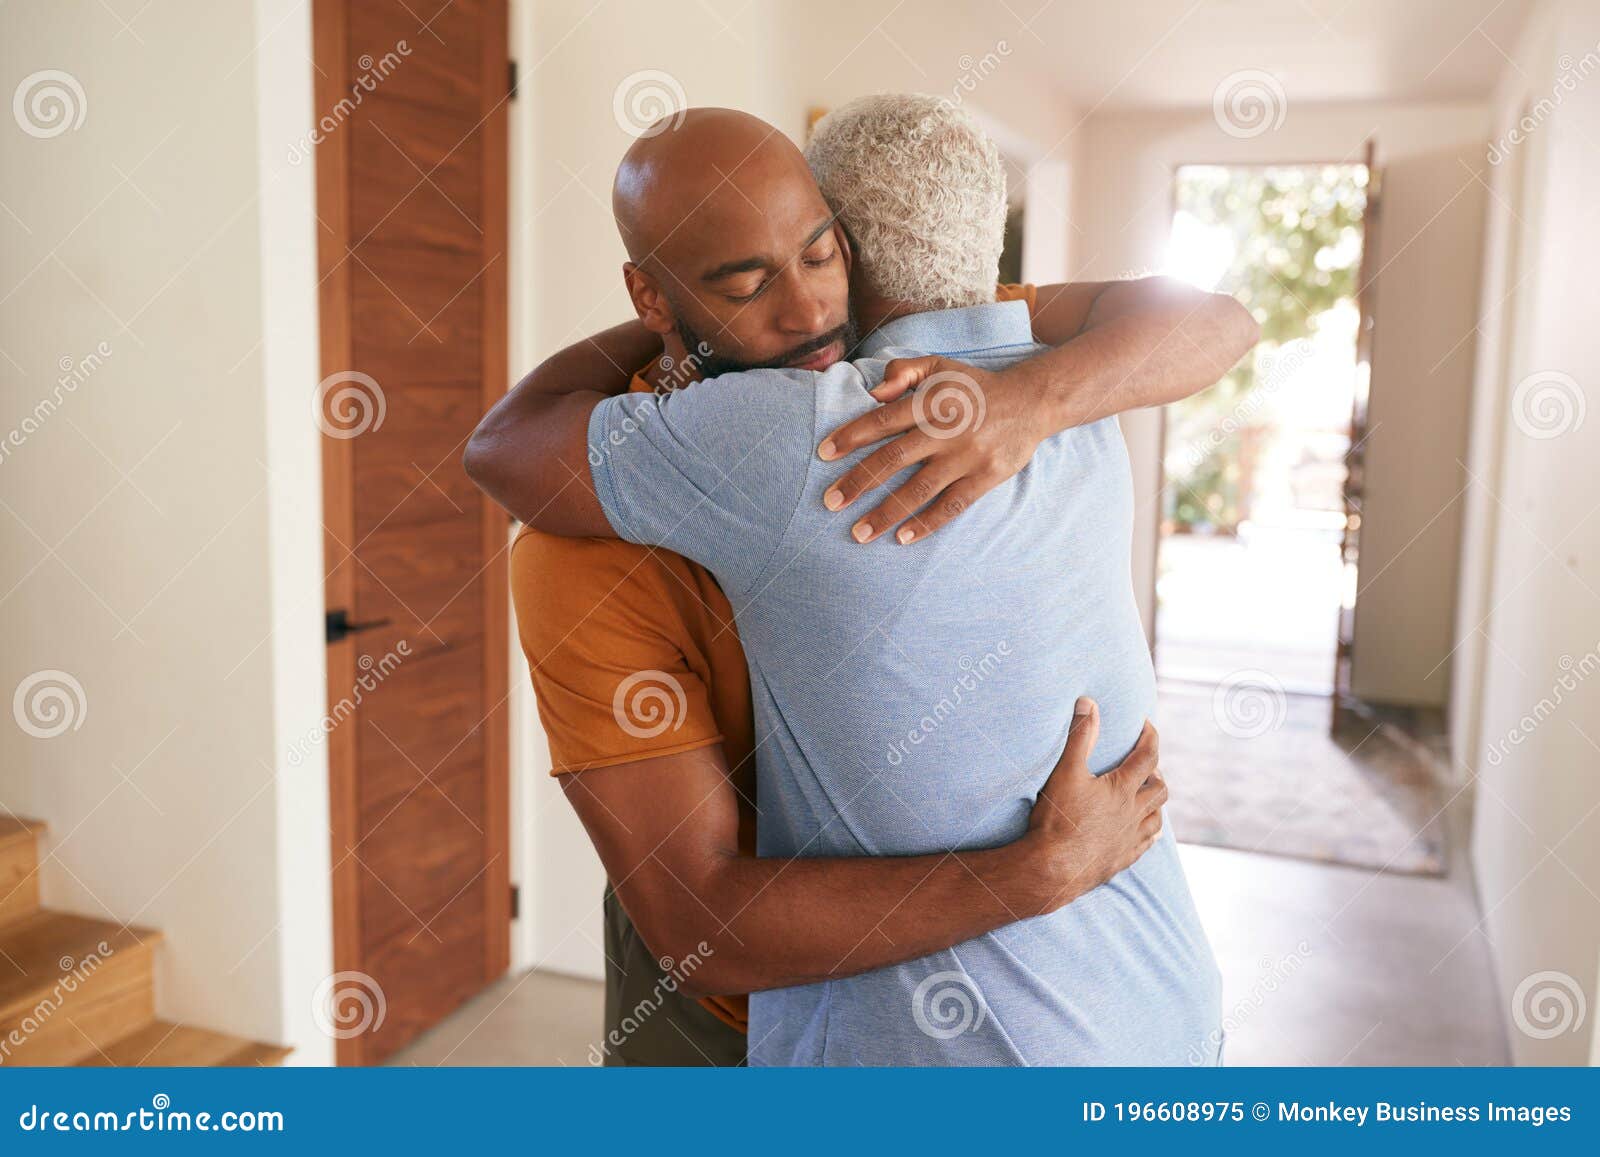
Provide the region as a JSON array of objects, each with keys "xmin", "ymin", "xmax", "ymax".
[
  {"xmin": 313, "ymin": 0, "xmax": 511, "ymax": 1065},
  {"xmin": 1333, "ymin": 139, "xmax": 1381, "ymax": 726}
]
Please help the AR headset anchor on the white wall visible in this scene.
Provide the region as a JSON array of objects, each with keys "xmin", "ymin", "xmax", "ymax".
[
  {"xmin": 770, "ymin": 0, "xmax": 1079, "ymax": 155},
  {"xmin": 1071, "ymin": 102, "xmax": 1490, "ymax": 707},
  {"xmin": 0, "ymin": 0, "xmax": 332, "ymax": 1062},
  {"xmin": 1462, "ymin": 0, "xmax": 1600, "ymax": 1066},
  {"xmin": 1451, "ymin": 8, "xmax": 1558, "ymax": 783}
]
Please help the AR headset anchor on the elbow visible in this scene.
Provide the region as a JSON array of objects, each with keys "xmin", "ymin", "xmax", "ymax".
[
  {"xmin": 630, "ymin": 922, "xmax": 744, "ymax": 1000},
  {"xmin": 627, "ymin": 889, "xmax": 755, "ymax": 998},
  {"xmin": 462, "ymin": 415, "xmax": 531, "ymax": 525},
  {"xmin": 1217, "ymin": 293, "xmax": 1261, "ymax": 361},
  {"xmin": 462, "ymin": 418, "xmax": 498, "ymax": 497}
]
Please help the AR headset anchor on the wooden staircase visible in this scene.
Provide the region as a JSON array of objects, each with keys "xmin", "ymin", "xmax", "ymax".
[{"xmin": 0, "ymin": 816, "xmax": 290, "ymax": 1067}]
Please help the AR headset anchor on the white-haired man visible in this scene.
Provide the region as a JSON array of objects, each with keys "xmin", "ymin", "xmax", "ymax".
[{"xmin": 468, "ymin": 96, "xmax": 1255, "ymax": 1064}]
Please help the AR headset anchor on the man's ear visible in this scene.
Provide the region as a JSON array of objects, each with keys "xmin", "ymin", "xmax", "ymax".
[{"xmin": 622, "ymin": 263, "xmax": 676, "ymax": 336}]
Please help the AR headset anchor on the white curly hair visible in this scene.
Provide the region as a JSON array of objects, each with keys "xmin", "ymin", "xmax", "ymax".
[{"xmin": 805, "ymin": 94, "xmax": 1007, "ymax": 311}]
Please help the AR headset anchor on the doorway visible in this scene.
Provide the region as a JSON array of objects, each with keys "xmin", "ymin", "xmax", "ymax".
[
  {"xmin": 1151, "ymin": 161, "xmax": 1444, "ymax": 877},
  {"xmin": 1156, "ymin": 162, "xmax": 1368, "ymax": 695},
  {"xmin": 313, "ymin": 0, "xmax": 512, "ymax": 1064}
]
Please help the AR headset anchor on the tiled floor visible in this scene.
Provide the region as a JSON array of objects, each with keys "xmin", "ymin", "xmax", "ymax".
[
  {"xmin": 387, "ymin": 967, "xmax": 604, "ymax": 1067},
  {"xmin": 390, "ymin": 803, "xmax": 1508, "ymax": 1067},
  {"xmin": 1179, "ymin": 831, "xmax": 1507, "ymax": 1065}
]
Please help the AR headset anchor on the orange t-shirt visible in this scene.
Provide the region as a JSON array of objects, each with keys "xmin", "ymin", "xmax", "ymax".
[
  {"xmin": 511, "ymin": 386, "xmax": 755, "ymax": 1031},
  {"xmin": 509, "ymin": 284, "xmax": 1037, "ymax": 1033}
]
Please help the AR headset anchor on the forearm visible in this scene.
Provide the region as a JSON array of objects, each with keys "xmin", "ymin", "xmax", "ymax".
[
  {"xmin": 463, "ymin": 319, "xmax": 660, "ymax": 523},
  {"xmin": 638, "ymin": 837, "xmax": 1070, "ymax": 997},
  {"xmin": 1026, "ymin": 278, "xmax": 1259, "ymax": 430}
]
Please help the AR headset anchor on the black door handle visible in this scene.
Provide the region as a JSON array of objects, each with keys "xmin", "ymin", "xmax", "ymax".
[{"xmin": 325, "ymin": 609, "xmax": 393, "ymax": 644}]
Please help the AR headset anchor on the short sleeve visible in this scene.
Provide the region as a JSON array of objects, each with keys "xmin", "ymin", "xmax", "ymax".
[
  {"xmin": 585, "ymin": 369, "xmax": 818, "ymax": 597},
  {"xmin": 510, "ymin": 531, "xmax": 723, "ymax": 773},
  {"xmin": 995, "ymin": 282, "xmax": 1037, "ymax": 314}
]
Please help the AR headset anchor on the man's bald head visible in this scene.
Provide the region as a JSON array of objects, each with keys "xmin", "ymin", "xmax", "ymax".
[
  {"xmin": 613, "ymin": 108, "xmax": 813, "ymax": 262},
  {"xmin": 610, "ymin": 108, "xmax": 854, "ymax": 380}
]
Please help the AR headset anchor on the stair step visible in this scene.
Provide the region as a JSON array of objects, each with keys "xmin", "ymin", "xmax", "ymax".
[
  {"xmin": 79, "ymin": 1020, "xmax": 291, "ymax": 1067},
  {"xmin": 0, "ymin": 815, "xmax": 46, "ymax": 851},
  {"xmin": 0, "ymin": 816, "xmax": 46, "ymax": 927},
  {"xmin": 0, "ymin": 911, "xmax": 162, "ymax": 1065}
]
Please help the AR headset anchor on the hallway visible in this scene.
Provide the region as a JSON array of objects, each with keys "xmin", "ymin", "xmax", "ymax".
[{"xmin": 389, "ymin": 821, "xmax": 1508, "ymax": 1067}]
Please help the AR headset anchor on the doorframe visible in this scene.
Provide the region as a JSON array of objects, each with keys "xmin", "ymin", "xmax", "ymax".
[
  {"xmin": 1149, "ymin": 158, "xmax": 1375, "ymax": 690},
  {"xmin": 309, "ymin": 8, "xmax": 359, "ymax": 1067},
  {"xmin": 1332, "ymin": 141, "xmax": 1381, "ymax": 725},
  {"xmin": 311, "ymin": 0, "xmax": 512, "ymax": 1065},
  {"xmin": 477, "ymin": 0, "xmax": 514, "ymax": 982}
]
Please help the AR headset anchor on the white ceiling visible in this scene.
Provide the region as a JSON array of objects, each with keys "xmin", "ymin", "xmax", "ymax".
[{"xmin": 1005, "ymin": 0, "xmax": 1535, "ymax": 107}]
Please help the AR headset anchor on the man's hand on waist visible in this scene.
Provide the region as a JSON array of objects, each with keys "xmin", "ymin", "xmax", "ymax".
[{"xmin": 1017, "ymin": 698, "xmax": 1168, "ymax": 915}]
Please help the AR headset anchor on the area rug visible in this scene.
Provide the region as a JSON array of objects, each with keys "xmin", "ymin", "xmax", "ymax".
[{"xmin": 1155, "ymin": 680, "xmax": 1447, "ymax": 875}]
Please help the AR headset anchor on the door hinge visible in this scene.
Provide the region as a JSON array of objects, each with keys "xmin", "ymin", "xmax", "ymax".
[
  {"xmin": 509, "ymin": 884, "xmax": 520, "ymax": 920},
  {"xmin": 507, "ymin": 59, "xmax": 518, "ymax": 101}
]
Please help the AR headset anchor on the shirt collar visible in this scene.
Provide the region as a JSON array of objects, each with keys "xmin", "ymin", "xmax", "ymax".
[{"xmin": 858, "ymin": 299, "xmax": 1034, "ymax": 360}]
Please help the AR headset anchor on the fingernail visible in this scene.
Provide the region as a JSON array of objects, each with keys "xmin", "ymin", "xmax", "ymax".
[
  {"xmin": 896, "ymin": 527, "xmax": 915, "ymax": 545},
  {"xmin": 851, "ymin": 523, "xmax": 872, "ymax": 543},
  {"xmin": 1074, "ymin": 696, "xmax": 1094, "ymax": 716},
  {"xmin": 823, "ymin": 488, "xmax": 844, "ymax": 511},
  {"xmin": 818, "ymin": 439, "xmax": 836, "ymax": 460}
]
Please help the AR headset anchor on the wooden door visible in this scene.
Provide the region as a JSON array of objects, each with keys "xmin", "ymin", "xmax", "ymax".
[{"xmin": 312, "ymin": 0, "xmax": 511, "ymax": 1066}]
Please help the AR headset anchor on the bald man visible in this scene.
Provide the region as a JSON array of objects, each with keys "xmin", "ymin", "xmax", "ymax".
[
  {"xmin": 606, "ymin": 108, "xmax": 856, "ymax": 379},
  {"xmin": 467, "ymin": 107, "xmax": 1254, "ymax": 1064}
]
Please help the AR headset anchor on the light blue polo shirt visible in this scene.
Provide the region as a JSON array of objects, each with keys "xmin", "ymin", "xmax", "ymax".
[{"xmin": 587, "ymin": 300, "xmax": 1222, "ymax": 1065}]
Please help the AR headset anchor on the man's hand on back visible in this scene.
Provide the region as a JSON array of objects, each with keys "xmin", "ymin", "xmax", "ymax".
[
  {"xmin": 818, "ymin": 354, "xmax": 1050, "ymax": 544},
  {"xmin": 816, "ymin": 277, "xmax": 1260, "ymax": 544},
  {"xmin": 1017, "ymin": 698, "xmax": 1168, "ymax": 916}
]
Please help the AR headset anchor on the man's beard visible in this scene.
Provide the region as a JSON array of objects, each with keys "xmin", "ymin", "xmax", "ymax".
[{"xmin": 674, "ymin": 311, "xmax": 860, "ymax": 379}]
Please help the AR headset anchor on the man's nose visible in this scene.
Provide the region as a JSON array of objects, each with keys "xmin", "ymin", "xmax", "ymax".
[{"xmin": 772, "ymin": 273, "xmax": 831, "ymax": 335}]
